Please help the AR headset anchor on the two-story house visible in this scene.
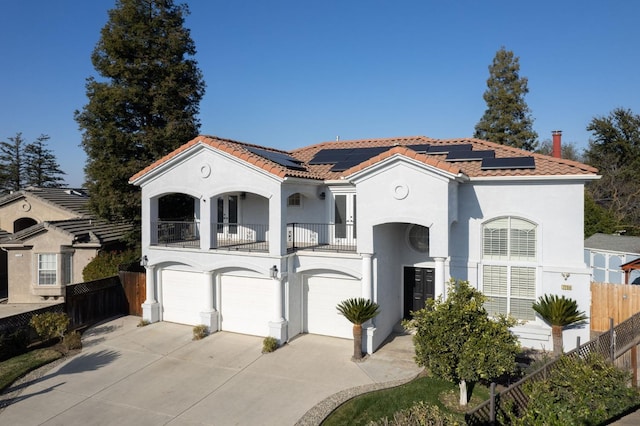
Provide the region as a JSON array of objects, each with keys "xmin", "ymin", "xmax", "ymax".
[
  {"xmin": 130, "ymin": 134, "xmax": 598, "ymax": 353},
  {"xmin": 0, "ymin": 188, "xmax": 132, "ymax": 303}
]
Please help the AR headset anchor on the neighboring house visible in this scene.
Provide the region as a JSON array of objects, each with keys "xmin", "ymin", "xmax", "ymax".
[
  {"xmin": 584, "ymin": 233, "xmax": 640, "ymax": 284},
  {"xmin": 0, "ymin": 187, "xmax": 132, "ymax": 303},
  {"xmin": 130, "ymin": 135, "xmax": 598, "ymax": 353}
]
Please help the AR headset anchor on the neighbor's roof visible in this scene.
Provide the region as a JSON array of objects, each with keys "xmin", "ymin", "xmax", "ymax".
[
  {"xmin": 584, "ymin": 233, "xmax": 640, "ymax": 255},
  {"xmin": 0, "ymin": 187, "xmax": 91, "ymax": 217},
  {"xmin": 130, "ymin": 135, "xmax": 599, "ymax": 183},
  {"xmin": 0, "ymin": 218, "xmax": 132, "ymax": 246}
]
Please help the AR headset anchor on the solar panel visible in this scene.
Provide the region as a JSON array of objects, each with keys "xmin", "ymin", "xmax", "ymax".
[
  {"xmin": 481, "ymin": 157, "xmax": 535, "ymax": 170},
  {"xmin": 446, "ymin": 150, "xmax": 495, "ymax": 162},
  {"xmin": 405, "ymin": 144, "xmax": 431, "ymax": 153},
  {"xmin": 427, "ymin": 144, "xmax": 473, "ymax": 154},
  {"xmin": 245, "ymin": 146, "xmax": 306, "ymax": 171},
  {"xmin": 309, "ymin": 149, "xmax": 352, "ymax": 164}
]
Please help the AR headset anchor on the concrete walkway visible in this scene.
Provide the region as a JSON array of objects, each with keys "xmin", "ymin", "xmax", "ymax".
[{"xmin": 0, "ymin": 316, "xmax": 422, "ymax": 425}]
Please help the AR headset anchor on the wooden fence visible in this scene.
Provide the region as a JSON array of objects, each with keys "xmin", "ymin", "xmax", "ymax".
[
  {"xmin": 591, "ymin": 282, "xmax": 640, "ymax": 332},
  {"xmin": 119, "ymin": 271, "xmax": 146, "ymax": 316},
  {"xmin": 0, "ymin": 271, "xmax": 146, "ymax": 336},
  {"xmin": 466, "ymin": 311, "xmax": 640, "ymax": 424}
]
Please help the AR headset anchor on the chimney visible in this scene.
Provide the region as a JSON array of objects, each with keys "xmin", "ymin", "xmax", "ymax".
[{"xmin": 552, "ymin": 130, "xmax": 562, "ymax": 158}]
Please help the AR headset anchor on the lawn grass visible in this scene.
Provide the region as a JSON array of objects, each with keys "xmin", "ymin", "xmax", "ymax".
[
  {"xmin": 0, "ymin": 348, "xmax": 63, "ymax": 392},
  {"xmin": 322, "ymin": 375, "xmax": 490, "ymax": 426}
]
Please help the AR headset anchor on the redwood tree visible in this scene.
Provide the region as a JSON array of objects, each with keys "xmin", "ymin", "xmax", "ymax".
[
  {"xmin": 75, "ymin": 0, "xmax": 205, "ymax": 224},
  {"xmin": 475, "ymin": 47, "xmax": 538, "ymax": 151}
]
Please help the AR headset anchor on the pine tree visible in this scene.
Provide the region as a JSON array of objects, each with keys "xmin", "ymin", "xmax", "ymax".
[
  {"xmin": 474, "ymin": 47, "xmax": 538, "ymax": 151},
  {"xmin": 0, "ymin": 133, "xmax": 27, "ymax": 193},
  {"xmin": 74, "ymin": 0, "xmax": 205, "ymax": 223},
  {"xmin": 24, "ymin": 134, "xmax": 66, "ymax": 188}
]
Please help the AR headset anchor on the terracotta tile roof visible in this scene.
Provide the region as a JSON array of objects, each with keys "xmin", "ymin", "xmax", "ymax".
[{"xmin": 130, "ymin": 134, "xmax": 598, "ymax": 184}]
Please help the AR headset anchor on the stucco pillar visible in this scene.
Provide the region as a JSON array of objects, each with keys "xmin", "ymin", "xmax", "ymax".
[
  {"xmin": 269, "ymin": 267, "xmax": 288, "ymax": 343},
  {"xmin": 435, "ymin": 257, "xmax": 446, "ymax": 299},
  {"xmin": 361, "ymin": 253, "xmax": 373, "ymax": 300},
  {"xmin": 142, "ymin": 264, "xmax": 160, "ymax": 322},
  {"xmin": 200, "ymin": 271, "xmax": 219, "ymax": 332},
  {"xmin": 197, "ymin": 198, "xmax": 212, "ymax": 250},
  {"xmin": 361, "ymin": 253, "xmax": 375, "ymax": 355}
]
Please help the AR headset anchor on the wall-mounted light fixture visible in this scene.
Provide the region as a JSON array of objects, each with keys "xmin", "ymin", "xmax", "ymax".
[
  {"xmin": 561, "ymin": 272, "xmax": 570, "ymax": 281},
  {"xmin": 319, "ymin": 191, "xmax": 326, "ymax": 200},
  {"xmin": 240, "ymin": 192, "xmax": 247, "ymax": 199},
  {"xmin": 270, "ymin": 265, "xmax": 278, "ymax": 279},
  {"xmin": 140, "ymin": 255, "xmax": 148, "ymax": 268}
]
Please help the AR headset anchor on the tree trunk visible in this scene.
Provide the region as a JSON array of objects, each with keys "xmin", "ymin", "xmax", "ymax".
[
  {"xmin": 352, "ymin": 323, "xmax": 363, "ymax": 360},
  {"xmin": 459, "ymin": 379, "xmax": 468, "ymax": 406},
  {"xmin": 552, "ymin": 325, "xmax": 563, "ymax": 357}
]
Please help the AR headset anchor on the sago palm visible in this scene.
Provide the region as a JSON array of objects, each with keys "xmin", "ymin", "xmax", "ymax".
[
  {"xmin": 336, "ymin": 298, "xmax": 380, "ymax": 361},
  {"xmin": 532, "ymin": 294, "xmax": 587, "ymax": 356}
]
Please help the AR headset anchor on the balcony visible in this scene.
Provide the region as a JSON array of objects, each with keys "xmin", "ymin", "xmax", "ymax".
[
  {"xmin": 287, "ymin": 223, "xmax": 357, "ymax": 253},
  {"xmin": 151, "ymin": 222, "xmax": 357, "ymax": 253},
  {"xmin": 151, "ymin": 221, "xmax": 269, "ymax": 252}
]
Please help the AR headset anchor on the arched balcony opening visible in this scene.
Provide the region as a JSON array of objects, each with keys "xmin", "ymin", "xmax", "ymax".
[{"xmin": 153, "ymin": 193, "xmax": 199, "ymax": 248}]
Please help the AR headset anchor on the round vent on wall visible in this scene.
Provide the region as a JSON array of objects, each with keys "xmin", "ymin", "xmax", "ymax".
[{"xmin": 21, "ymin": 202, "xmax": 31, "ymax": 212}]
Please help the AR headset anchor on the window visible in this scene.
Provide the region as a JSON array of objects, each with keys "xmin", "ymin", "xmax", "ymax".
[
  {"xmin": 287, "ymin": 193, "xmax": 301, "ymax": 207},
  {"xmin": 38, "ymin": 254, "xmax": 57, "ymax": 285},
  {"xmin": 482, "ymin": 217, "xmax": 537, "ymax": 321},
  {"xmin": 407, "ymin": 225, "xmax": 429, "ymax": 253},
  {"xmin": 62, "ymin": 252, "xmax": 73, "ymax": 285}
]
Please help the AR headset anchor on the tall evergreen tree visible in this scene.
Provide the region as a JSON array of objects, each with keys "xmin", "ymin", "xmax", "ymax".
[
  {"xmin": 474, "ymin": 47, "xmax": 538, "ymax": 151},
  {"xmin": 75, "ymin": 0, "xmax": 205, "ymax": 223},
  {"xmin": 0, "ymin": 133, "xmax": 27, "ymax": 192},
  {"xmin": 584, "ymin": 108, "xmax": 640, "ymax": 231},
  {"xmin": 24, "ymin": 134, "xmax": 66, "ymax": 188}
]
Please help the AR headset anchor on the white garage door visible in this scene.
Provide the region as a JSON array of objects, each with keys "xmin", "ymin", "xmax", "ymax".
[
  {"xmin": 304, "ymin": 275, "xmax": 361, "ymax": 339},
  {"xmin": 220, "ymin": 274, "xmax": 273, "ymax": 336},
  {"xmin": 161, "ymin": 269, "xmax": 208, "ymax": 325}
]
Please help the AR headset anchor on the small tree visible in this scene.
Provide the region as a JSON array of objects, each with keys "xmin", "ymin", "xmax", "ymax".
[
  {"xmin": 532, "ymin": 294, "xmax": 587, "ymax": 357},
  {"xmin": 24, "ymin": 134, "xmax": 66, "ymax": 188},
  {"xmin": 336, "ymin": 298, "xmax": 380, "ymax": 361},
  {"xmin": 404, "ymin": 279, "xmax": 520, "ymax": 406}
]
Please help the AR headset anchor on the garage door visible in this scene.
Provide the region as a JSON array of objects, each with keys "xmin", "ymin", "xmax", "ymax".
[
  {"xmin": 220, "ymin": 274, "xmax": 273, "ymax": 336},
  {"xmin": 161, "ymin": 269, "xmax": 208, "ymax": 325},
  {"xmin": 304, "ymin": 275, "xmax": 361, "ymax": 339}
]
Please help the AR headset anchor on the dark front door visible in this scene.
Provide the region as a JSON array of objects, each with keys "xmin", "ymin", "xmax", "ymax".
[{"xmin": 403, "ymin": 267, "xmax": 435, "ymax": 319}]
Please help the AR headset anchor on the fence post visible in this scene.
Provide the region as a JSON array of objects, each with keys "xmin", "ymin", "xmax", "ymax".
[
  {"xmin": 576, "ymin": 336, "xmax": 580, "ymax": 351},
  {"xmin": 489, "ymin": 382, "xmax": 496, "ymax": 425},
  {"xmin": 610, "ymin": 317, "xmax": 615, "ymax": 361}
]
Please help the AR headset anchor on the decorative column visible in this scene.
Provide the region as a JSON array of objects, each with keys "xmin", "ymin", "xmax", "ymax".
[
  {"xmin": 361, "ymin": 253, "xmax": 375, "ymax": 355},
  {"xmin": 361, "ymin": 253, "xmax": 373, "ymax": 300},
  {"xmin": 435, "ymin": 257, "xmax": 446, "ymax": 299},
  {"xmin": 200, "ymin": 271, "xmax": 219, "ymax": 332},
  {"xmin": 268, "ymin": 265, "xmax": 288, "ymax": 343},
  {"xmin": 142, "ymin": 263, "xmax": 160, "ymax": 322}
]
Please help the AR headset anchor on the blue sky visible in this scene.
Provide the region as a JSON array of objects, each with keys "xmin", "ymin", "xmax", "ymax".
[{"xmin": 1, "ymin": 1, "xmax": 638, "ymax": 187}]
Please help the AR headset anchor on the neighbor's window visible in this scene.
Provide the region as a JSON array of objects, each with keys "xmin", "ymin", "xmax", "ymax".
[
  {"xmin": 482, "ymin": 217, "xmax": 537, "ymax": 321},
  {"xmin": 61, "ymin": 252, "xmax": 73, "ymax": 285},
  {"xmin": 38, "ymin": 253, "xmax": 57, "ymax": 285},
  {"xmin": 287, "ymin": 193, "xmax": 301, "ymax": 207}
]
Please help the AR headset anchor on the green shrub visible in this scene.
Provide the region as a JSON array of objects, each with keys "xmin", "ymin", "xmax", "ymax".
[
  {"xmin": 369, "ymin": 400, "xmax": 460, "ymax": 425},
  {"xmin": 507, "ymin": 353, "xmax": 640, "ymax": 425},
  {"xmin": 62, "ymin": 331, "xmax": 82, "ymax": 350},
  {"xmin": 262, "ymin": 336, "xmax": 278, "ymax": 353},
  {"xmin": 137, "ymin": 319, "xmax": 151, "ymax": 327},
  {"xmin": 192, "ymin": 325, "xmax": 208, "ymax": 340},
  {"xmin": 0, "ymin": 328, "xmax": 31, "ymax": 361},
  {"xmin": 82, "ymin": 248, "xmax": 140, "ymax": 281},
  {"xmin": 29, "ymin": 312, "xmax": 70, "ymax": 342}
]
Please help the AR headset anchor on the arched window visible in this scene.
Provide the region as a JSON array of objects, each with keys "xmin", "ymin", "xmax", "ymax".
[{"xmin": 482, "ymin": 217, "xmax": 537, "ymax": 321}]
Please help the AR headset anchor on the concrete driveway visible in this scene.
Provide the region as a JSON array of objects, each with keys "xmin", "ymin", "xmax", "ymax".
[{"xmin": 0, "ymin": 316, "xmax": 421, "ymax": 425}]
